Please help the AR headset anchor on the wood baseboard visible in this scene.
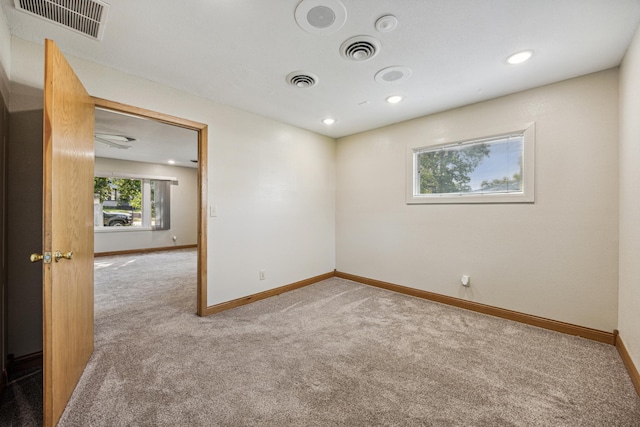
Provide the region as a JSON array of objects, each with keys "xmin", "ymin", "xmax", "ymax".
[
  {"xmin": 7, "ymin": 351, "xmax": 43, "ymax": 376},
  {"xmin": 616, "ymin": 335, "xmax": 640, "ymax": 397},
  {"xmin": 95, "ymin": 244, "xmax": 197, "ymax": 257},
  {"xmin": 335, "ymin": 271, "xmax": 615, "ymax": 345},
  {"xmin": 205, "ymin": 272, "xmax": 335, "ymax": 316}
]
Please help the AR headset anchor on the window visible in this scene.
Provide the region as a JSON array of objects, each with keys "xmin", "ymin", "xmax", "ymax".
[
  {"xmin": 406, "ymin": 123, "xmax": 535, "ymax": 204},
  {"xmin": 94, "ymin": 177, "xmax": 141, "ymax": 227},
  {"xmin": 94, "ymin": 174, "xmax": 174, "ymax": 230}
]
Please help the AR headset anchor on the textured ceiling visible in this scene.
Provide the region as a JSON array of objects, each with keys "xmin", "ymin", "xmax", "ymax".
[{"xmin": 3, "ymin": 0, "xmax": 640, "ymax": 139}]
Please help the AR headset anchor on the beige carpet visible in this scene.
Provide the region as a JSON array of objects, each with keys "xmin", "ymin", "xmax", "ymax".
[{"xmin": 59, "ymin": 249, "xmax": 640, "ymax": 426}]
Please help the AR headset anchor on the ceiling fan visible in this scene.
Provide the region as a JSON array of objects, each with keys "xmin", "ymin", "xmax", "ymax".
[{"xmin": 94, "ymin": 133, "xmax": 136, "ymax": 150}]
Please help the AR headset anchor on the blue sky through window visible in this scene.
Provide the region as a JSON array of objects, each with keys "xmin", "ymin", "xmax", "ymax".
[{"xmin": 468, "ymin": 137, "xmax": 523, "ymax": 191}]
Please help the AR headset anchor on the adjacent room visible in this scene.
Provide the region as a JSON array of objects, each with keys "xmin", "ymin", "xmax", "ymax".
[
  {"xmin": 1, "ymin": 0, "xmax": 640, "ymax": 426},
  {"xmin": 93, "ymin": 107, "xmax": 200, "ymax": 256}
]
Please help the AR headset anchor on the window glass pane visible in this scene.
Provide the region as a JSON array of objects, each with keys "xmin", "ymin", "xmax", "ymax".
[
  {"xmin": 415, "ymin": 134, "xmax": 524, "ymax": 196},
  {"xmin": 94, "ymin": 177, "xmax": 142, "ymax": 227}
]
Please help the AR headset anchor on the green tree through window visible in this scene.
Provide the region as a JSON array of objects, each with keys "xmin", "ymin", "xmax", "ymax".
[
  {"xmin": 408, "ymin": 126, "xmax": 533, "ymax": 204},
  {"xmin": 417, "ymin": 143, "xmax": 490, "ymax": 194},
  {"xmin": 93, "ymin": 177, "xmax": 111, "ymax": 203},
  {"xmin": 112, "ymin": 178, "xmax": 142, "ymax": 210},
  {"xmin": 93, "ymin": 177, "xmax": 142, "ymax": 209}
]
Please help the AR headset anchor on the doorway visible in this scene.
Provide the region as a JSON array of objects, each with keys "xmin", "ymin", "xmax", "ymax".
[
  {"xmin": 1, "ymin": 93, "xmax": 207, "ymax": 427},
  {"xmin": 92, "ymin": 98, "xmax": 208, "ymax": 316}
]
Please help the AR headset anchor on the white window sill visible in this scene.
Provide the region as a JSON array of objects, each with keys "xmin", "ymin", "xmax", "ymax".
[{"xmin": 94, "ymin": 227, "xmax": 153, "ymax": 233}]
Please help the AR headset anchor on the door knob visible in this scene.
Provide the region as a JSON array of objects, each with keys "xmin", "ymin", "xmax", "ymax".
[
  {"xmin": 30, "ymin": 252, "xmax": 52, "ymax": 263},
  {"xmin": 54, "ymin": 250, "xmax": 74, "ymax": 262}
]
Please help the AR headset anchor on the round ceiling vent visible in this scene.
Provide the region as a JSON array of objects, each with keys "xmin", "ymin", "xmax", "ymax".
[
  {"xmin": 374, "ymin": 66, "xmax": 412, "ymax": 85},
  {"xmin": 286, "ymin": 71, "xmax": 319, "ymax": 88},
  {"xmin": 340, "ymin": 36, "xmax": 381, "ymax": 62},
  {"xmin": 295, "ymin": 0, "xmax": 347, "ymax": 35}
]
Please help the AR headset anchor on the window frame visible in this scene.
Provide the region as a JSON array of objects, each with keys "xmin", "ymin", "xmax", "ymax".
[
  {"xmin": 406, "ymin": 122, "xmax": 535, "ymax": 204},
  {"xmin": 94, "ymin": 171, "xmax": 177, "ymax": 232}
]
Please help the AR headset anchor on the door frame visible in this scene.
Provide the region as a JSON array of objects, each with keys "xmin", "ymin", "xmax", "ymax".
[{"xmin": 92, "ymin": 97, "xmax": 209, "ymax": 316}]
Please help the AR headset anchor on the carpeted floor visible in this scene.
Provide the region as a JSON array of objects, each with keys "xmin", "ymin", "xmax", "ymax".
[
  {"xmin": 0, "ymin": 367, "xmax": 43, "ymax": 426},
  {"xmin": 54, "ymin": 248, "xmax": 640, "ymax": 426}
]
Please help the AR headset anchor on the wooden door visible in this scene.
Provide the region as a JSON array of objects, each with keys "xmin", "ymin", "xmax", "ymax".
[{"xmin": 42, "ymin": 39, "xmax": 95, "ymax": 427}]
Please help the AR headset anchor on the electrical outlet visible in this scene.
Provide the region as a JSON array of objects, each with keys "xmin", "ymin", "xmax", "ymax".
[
  {"xmin": 461, "ymin": 275, "xmax": 470, "ymax": 287},
  {"xmin": 259, "ymin": 270, "xmax": 266, "ymax": 280}
]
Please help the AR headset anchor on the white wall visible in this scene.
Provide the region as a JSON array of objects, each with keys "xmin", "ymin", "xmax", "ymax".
[
  {"xmin": 9, "ymin": 37, "xmax": 336, "ymax": 306},
  {"xmin": 0, "ymin": 4, "xmax": 10, "ymax": 100},
  {"xmin": 94, "ymin": 157, "xmax": 198, "ymax": 253},
  {"xmin": 336, "ymin": 70, "xmax": 619, "ymax": 332},
  {"xmin": 619, "ymin": 26, "xmax": 640, "ymax": 370}
]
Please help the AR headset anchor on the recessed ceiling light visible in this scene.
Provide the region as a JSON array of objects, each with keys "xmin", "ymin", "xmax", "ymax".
[
  {"xmin": 386, "ymin": 95, "xmax": 404, "ymax": 104},
  {"xmin": 168, "ymin": 160, "xmax": 176, "ymax": 165},
  {"xmin": 322, "ymin": 118, "xmax": 336, "ymax": 125},
  {"xmin": 506, "ymin": 50, "xmax": 534, "ymax": 65}
]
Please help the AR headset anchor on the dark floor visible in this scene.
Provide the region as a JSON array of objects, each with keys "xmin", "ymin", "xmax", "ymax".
[{"xmin": 0, "ymin": 368, "xmax": 43, "ymax": 427}]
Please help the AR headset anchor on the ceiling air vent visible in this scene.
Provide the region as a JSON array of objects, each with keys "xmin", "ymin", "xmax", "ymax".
[
  {"xmin": 14, "ymin": 0, "xmax": 110, "ymax": 40},
  {"xmin": 340, "ymin": 36, "xmax": 380, "ymax": 62},
  {"xmin": 286, "ymin": 71, "xmax": 319, "ymax": 88}
]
